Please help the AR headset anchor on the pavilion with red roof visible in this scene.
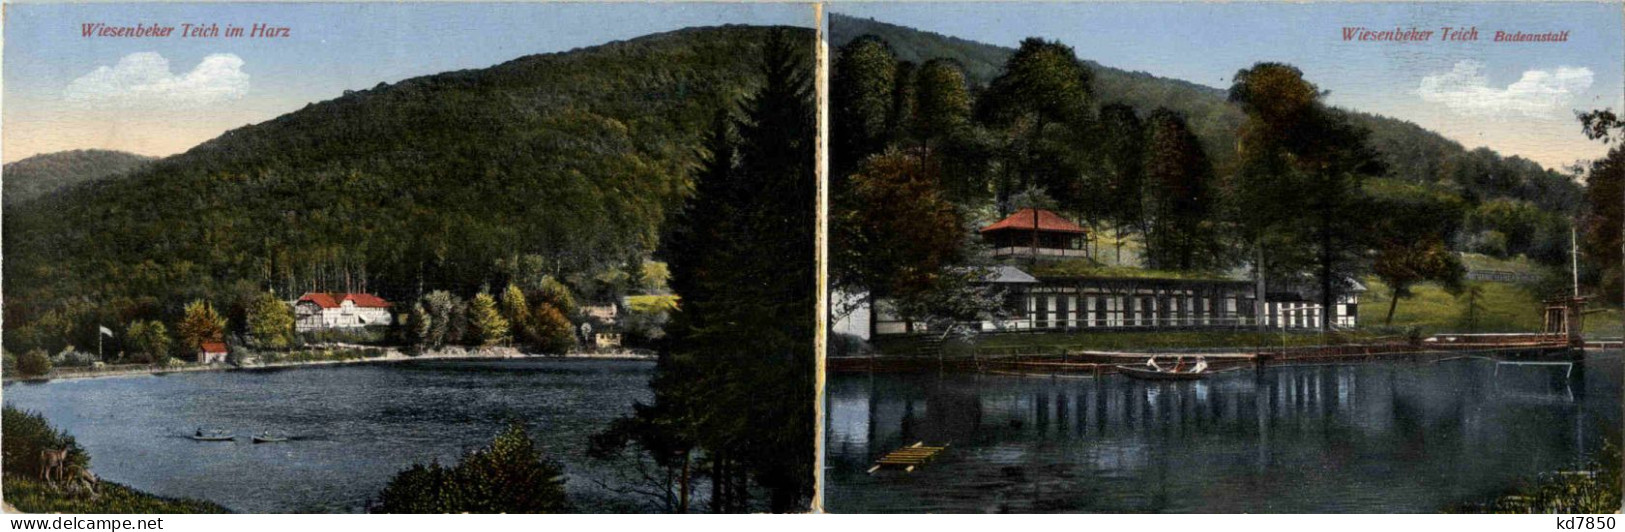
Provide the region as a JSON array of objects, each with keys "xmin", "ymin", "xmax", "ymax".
[{"xmin": 979, "ymin": 208, "xmax": 1088, "ymax": 258}]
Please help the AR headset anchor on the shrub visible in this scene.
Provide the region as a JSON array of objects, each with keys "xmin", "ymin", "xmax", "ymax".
[
  {"xmin": 3, "ymin": 351, "xmax": 17, "ymax": 375},
  {"xmin": 620, "ymin": 308, "xmax": 669, "ymax": 348},
  {"xmin": 2, "ymin": 406, "xmax": 87, "ymax": 479},
  {"xmin": 126, "ymin": 320, "xmax": 173, "ymax": 364},
  {"xmin": 298, "ymin": 325, "xmax": 389, "ymax": 346},
  {"xmin": 1453, "ymin": 440, "xmax": 1622, "ymax": 513},
  {"xmin": 373, "ymin": 423, "xmax": 571, "ymax": 513},
  {"xmin": 52, "ymin": 349, "xmax": 98, "ymax": 367},
  {"xmin": 18, "ymin": 349, "xmax": 52, "ymax": 377},
  {"xmin": 527, "ymin": 303, "xmax": 576, "ymax": 355}
]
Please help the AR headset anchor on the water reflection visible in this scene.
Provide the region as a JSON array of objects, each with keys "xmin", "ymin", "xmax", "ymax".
[
  {"xmin": 826, "ymin": 356, "xmax": 1620, "ymax": 513},
  {"xmin": 3, "ymin": 359, "xmax": 656, "ymax": 513}
]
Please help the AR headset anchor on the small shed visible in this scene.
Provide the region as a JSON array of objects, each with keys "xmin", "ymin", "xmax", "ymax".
[{"xmin": 198, "ymin": 341, "xmax": 228, "ymax": 364}]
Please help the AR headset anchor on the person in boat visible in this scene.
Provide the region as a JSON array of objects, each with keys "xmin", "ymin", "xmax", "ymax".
[
  {"xmin": 196, "ymin": 427, "xmax": 203, "ymax": 438},
  {"xmin": 1172, "ymin": 356, "xmax": 1187, "ymax": 373},
  {"xmin": 1146, "ymin": 356, "xmax": 1163, "ymax": 372}
]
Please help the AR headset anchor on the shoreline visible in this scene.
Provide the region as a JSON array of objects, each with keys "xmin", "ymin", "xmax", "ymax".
[
  {"xmin": 831, "ymin": 337, "xmax": 1585, "ymax": 374},
  {"xmin": 3, "ymin": 347, "xmax": 656, "ymax": 385}
]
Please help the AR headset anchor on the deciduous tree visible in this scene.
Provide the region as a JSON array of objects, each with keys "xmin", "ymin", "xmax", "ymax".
[
  {"xmin": 835, "ymin": 148, "xmax": 967, "ymax": 333},
  {"xmin": 245, "ymin": 291, "xmax": 295, "ymax": 349},
  {"xmin": 527, "ymin": 303, "xmax": 575, "ymax": 355},
  {"xmin": 1230, "ymin": 63, "xmax": 1383, "ymax": 330},
  {"xmin": 126, "ymin": 320, "xmax": 173, "ymax": 364},
  {"xmin": 976, "ymin": 38, "xmax": 1094, "ymax": 216},
  {"xmin": 832, "ymin": 36, "xmax": 898, "ymax": 180},
  {"xmin": 1142, "ymin": 108, "xmax": 1222, "ymax": 271},
  {"xmin": 1580, "ymin": 109, "xmax": 1625, "ymax": 302},
  {"xmin": 177, "ymin": 300, "xmax": 226, "ymax": 352},
  {"xmin": 1098, "ymin": 103, "xmax": 1147, "ymax": 264}
]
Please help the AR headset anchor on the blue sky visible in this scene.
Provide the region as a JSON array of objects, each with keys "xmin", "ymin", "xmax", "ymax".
[
  {"xmin": 3, "ymin": 2, "xmax": 815, "ymax": 162},
  {"xmin": 835, "ymin": 2, "xmax": 1623, "ymax": 170}
]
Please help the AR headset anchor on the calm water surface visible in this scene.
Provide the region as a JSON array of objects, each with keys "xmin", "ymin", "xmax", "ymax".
[
  {"xmin": 825, "ymin": 353, "xmax": 1622, "ymax": 513},
  {"xmin": 3, "ymin": 358, "xmax": 655, "ymax": 513}
]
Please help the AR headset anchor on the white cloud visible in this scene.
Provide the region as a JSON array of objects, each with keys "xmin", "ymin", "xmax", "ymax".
[
  {"xmin": 1417, "ymin": 60, "xmax": 1593, "ymax": 119},
  {"xmin": 64, "ymin": 52, "xmax": 249, "ymax": 107}
]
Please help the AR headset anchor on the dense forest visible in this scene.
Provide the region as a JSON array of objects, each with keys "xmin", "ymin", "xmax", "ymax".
[
  {"xmin": 3, "ymin": 25, "xmax": 809, "ymax": 354},
  {"xmin": 831, "ymin": 14, "xmax": 1584, "ymax": 264},
  {"xmin": 3, "ymin": 150, "xmax": 154, "ymax": 206}
]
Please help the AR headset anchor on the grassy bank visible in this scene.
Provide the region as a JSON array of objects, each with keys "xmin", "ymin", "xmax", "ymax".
[
  {"xmin": 626, "ymin": 294, "xmax": 678, "ymax": 313},
  {"xmin": 1585, "ymin": 308, "xmax": 1625, "ymax": 339},
  {"xmin": 2, "ymin": 406, "xmax": 228, "ymax": 513},
  {"xmin": 4, "ymin": 476, "xmax": 228, "ymax": 514},
  {"xmin": 864, "ymin": 276, "xmax": 1555, "ymax": 356},
  {"xmin": 1362, "ymin": 277, "xmax": 1543, "ymax": 335}
]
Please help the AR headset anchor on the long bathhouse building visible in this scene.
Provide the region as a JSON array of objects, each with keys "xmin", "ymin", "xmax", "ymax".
[{"xmin": 838, "ymin": 209, "xmax": 1362, "ymax": 339}]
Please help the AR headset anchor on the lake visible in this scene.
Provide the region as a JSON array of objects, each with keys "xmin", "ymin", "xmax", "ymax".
[
  {"xmin": 824, "ymin": 353, "xmax": 1622, "ymax": 513},
  {"xmin": 2, "ymin": 358, "xmax": 657, "ymax": 513}
]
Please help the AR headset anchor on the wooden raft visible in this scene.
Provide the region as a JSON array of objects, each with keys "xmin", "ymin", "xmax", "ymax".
[{"xmin": 867, "ymin": 441, "xmax": 948, "ymax": 473}]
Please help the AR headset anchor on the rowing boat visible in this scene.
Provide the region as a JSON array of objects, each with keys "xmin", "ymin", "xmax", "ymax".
[
  {"xmin": 189, "ymin": 434, "xmax": 234, "ymax": 442},
  {"xmin": 1118, "ymin": 355, "xmax": 1212, "ymax": 380}
]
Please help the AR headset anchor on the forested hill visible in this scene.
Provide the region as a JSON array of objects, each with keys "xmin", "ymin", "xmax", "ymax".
[
  {"xmin": 3, "ymin": 149, "xmax": 154, "ymax": 206},
  {"xmin": 830, "ymin": 14, "xmax": 1581, "ymax": 216},
  {"xmin": 3, "ymin": 24, "xmax": 812, "ymax": 344}
]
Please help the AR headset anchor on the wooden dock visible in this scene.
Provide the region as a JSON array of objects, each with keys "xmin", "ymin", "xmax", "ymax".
[
  {"xmin": 831, "ymin": 333, "xmax": 1580, "ymax": 375},
  {"xmin": 867, "ymin": 442, "xmax": 948, "ymax": 473}
]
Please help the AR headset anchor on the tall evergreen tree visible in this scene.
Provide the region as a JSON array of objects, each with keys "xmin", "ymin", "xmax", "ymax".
[{"xmin": 597, "ymin": 29, "xmax": 814, "ymax": 513}]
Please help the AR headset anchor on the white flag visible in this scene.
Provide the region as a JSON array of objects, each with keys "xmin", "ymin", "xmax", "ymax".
[{"xmin": 99, "ymin": 326, "xmax": 114, "ymax": 337}]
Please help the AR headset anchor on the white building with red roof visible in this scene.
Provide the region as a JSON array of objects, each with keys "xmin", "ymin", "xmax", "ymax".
[{"xmin": 295, "ymin": 292, "xmax": 393, "ymax": 332}]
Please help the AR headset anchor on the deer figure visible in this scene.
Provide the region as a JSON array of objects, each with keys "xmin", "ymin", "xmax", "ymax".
[
  {"xmin": 39, "ymin": 448, "xmax": 68, "ymax": 482},
  {"xmin": 63, "ymin": 464, "xmax": 98, "ymax": 498}
]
